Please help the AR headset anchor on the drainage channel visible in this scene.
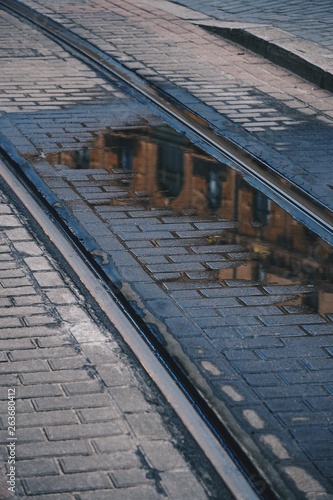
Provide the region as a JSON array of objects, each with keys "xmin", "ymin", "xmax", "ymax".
[{"xmin": 1, "ymin": 1, "xmax": 333, "ymax": 499}]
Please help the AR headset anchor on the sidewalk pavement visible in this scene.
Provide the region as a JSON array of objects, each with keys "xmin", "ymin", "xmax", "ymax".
[
  {"xmin": 170, "ymin": 0, "xmax": 333, "ymax": 88},
  {"xmin": 0, "ymin": 0, "xmax": 333, "ymax": 498}
]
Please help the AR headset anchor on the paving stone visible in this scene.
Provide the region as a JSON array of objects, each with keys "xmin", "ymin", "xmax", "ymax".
[
  {"xmin": 109, "ymin": 468, "xmax": 154, "ymax": 488},
  {"xmin": 126, "ymin": 412, "xmax": 171, "ymax": 439},
  {"xmin": 201, "ymin": 287, "xmax": 264, "ymax": 297},
  {"xmin": 33, "ymin": 271, "xmax": 65, "ymax": 287},
  {"xmin": 161, "ymin": 470, "xmax": 207, "ymax": 500},
  {"xmin": 16, "ymin": 410, "xmax": 78, "ymax": 428},
  {"xmin": 60, "ymin": 452, "xmax": 141, "ymax": 473},
  {"xmin": 18, "ymin": 440, "xmax": 93, "ymax": 461},
  {"xmin": 260, "ymin": 314, "xmax": 326, "ymax": 326},
  {"xmin": 219, "ymin": 305, "xmax": 283, "ymax": 316},
  {"xmin": 164, "ymin": 317, "xmax": 202, "ymax": 337},
  {"xmin": 16, "ymin": 458, "xmax": 59, "ymax": 477},
  {"xmin": 93, "ymin": 435, "xmax": 134, "ymax": 454},
  {"xmin": 195, "ymin": 315, "xmax": 261, "ymax": 327},
  {"xmin": 45, "ymin": 421, "xmax": 123, "ymax": 441},
  {"xmin": 62, "ymin": 380, "xmax": 105, "ymax": 396},
  {"xmin": 20, "ymin": 369, "xmax": 89, "ymax": 384},
  {"xmin": 110, "ymin": 387, "xmax": 151, "ymax": 413},
  {"xmin": 78, "ymin": 485, "xmax": 161, "ymax": 500},
  {"xmin": 303, "ymin": 324, "xmax": 333, "ymax": 336},
  {"xmin": 10, "ymin": 346, "xmax": 78, "ymax": 362},
  {"xmin": 77, "ymin": 407, "xmax": 120, "ymax": 423},
  {"xmin": 255, "ymin": 384, "xmax": 327, "ymax": 400},
  {"xmin": 13, "ymin": 241, "xmax": 43, "ymax": 256},
  {"xmin": 231, "ymin": 358, "xmax": 303, "ymax": 374},
  {"xmin": 236, "ymin": 325, "xmax": 305, "ymax": 338},
  {"xmin": 23, "ymin": 472, "xmax": 110, "ymax": 495},
  {"xmin": 33, "ymin": 393, "xmax": 113, "ymax": 411},
  {"xmin": 15, "ymin": 384, "xmax": 63, "ymax": 399}
]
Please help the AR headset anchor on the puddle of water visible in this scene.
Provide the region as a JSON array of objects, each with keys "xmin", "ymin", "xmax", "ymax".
[{"xmin": 29, "ymin": 125, "xmax": 333, "ymax": 315}]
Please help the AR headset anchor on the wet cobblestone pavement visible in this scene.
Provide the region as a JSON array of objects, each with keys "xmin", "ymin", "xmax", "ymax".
[{"xmin": 0, "ymin": 0, "xmax": 333, "ymax": 498}]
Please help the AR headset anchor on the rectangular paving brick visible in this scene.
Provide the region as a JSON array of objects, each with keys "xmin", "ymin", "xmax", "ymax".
[
  {"xmin": 256, "ymin": 346, "xmax": 328, "ymax": 360},
  {"xmin": 0, "ymin": 360, "xmax": 49, "ymax": 374},
  {"xmin": 0, "ymin": 305, "xmax": 46, "ymax": 316},
  {"xmin": 20, "ymin": 369, "xmax": 89, "ymax": 384},
  {"xmin": 0, "ymin": 277, "xmax": 31, "ymax": 287},
  {"xmin": 62, "ymin": 380, "xmax": 105, "ymax": 396},
  {"xmin": 0, "ymin": 286, "xmax": 36, "ymax": 297},
  {"xmin": 303, "ymin": 324, "xmax": 333, "ymax": 335},
  {"xmin": 23, "ymin": 472, "xmax": 110, "ymax": 494},
  {"xmin": 237, "ymin": 325, "xmax": 307, "ymax": 337},
  {"xmin": 17, "ymin": 458, "xmax": 59, "ymax": 477},
  {"xmin": 146, "ymin": 262, "xmax": 205, "ymax": 272},
  {"xmin": 301, "ymin": 442, "xmax": 333, "ymax": 460},
  {"xmin": 0, "ymin": 326, "xmax": 60, "ymax": 339},
  {"xmin": 45, "ymin": 421, "xmax": 123, "ymax": 441},
  {"xmin": 33, "ymin": 393, "xmax": 112, "ymax": 411},
  {"xmin": 117, "ymin": 231, "xmax": 173, "ymax": 240},
  {"xmin": 77, "ymin": 407, "xmax": 120, "ymax": 424},
  {"xmin": 191, "ymin": 245, "xmax": 243, "ymax": 253},
  {"xmin": 262, "ymin": 285, "xmax": 315, "ymax": 295},
  {"xmin": 218, "ymin": 305, "xmax": 283, "ymax": 316},
  {"xmin": 0, "ymin": 215, "xmax": 20, "ymax": 227},
  {"xmin": 231, "ymin": 358, "xmax": 303, "ymax": 374},
  {"xmin": 0, "ymin": 338, "xmax": 34, "ymax": 350},
  {"xmin": 239, "ymin": 294, "xmax": 297, "ymax": 305},
  {"xmin": 9, "ymin": 346, "xmax": 77, "ymax": 361},
  {"xmin": 110, "ymin": 468, "xmax": 148, "ymax": 488},
  {"xmin": 260, "ymin": 314, "xmax": 326, "ymax": 326},
  {"xmin": 280, "ymin": 369, "xmax": 333, "ymax": 384},
  {"xmin": 24, "ymin": 315, "xmax": 58, "ymax": 326},
  {"xmin": 201, "ymin": 287, "xmax": 263, "ymax": 297},
  {"xmin": 131, "ymin": 247, "xmax": 190, "ymax": 257},
  {"xmin": 33, "ymin": 271, "xmax": 64, "ymax": 287},
  {"xmin": 60, "ymin": 451, "xmax": 140, "ymax": 473},
  {"xmin": 17, "ymin": 410, "xmax": 78, "ymax": 428},
  {"xmin": 195, "ymin": 315, "xmax": 261, "ymax": 328},
  {"xmin": 15, "ymin": 384, "xmax": 63, "ymax": 399},
  {"xmin": 255, "ymin": 384, "xmax": 327, "ymax": 399}
]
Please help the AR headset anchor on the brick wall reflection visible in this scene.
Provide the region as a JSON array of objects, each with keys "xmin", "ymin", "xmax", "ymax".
[{"xmin": 44, "ymin": 126, "xmax": 333, "ymax": 315}]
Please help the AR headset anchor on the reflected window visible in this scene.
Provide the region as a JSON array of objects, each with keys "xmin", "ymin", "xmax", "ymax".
[
  {"xmin": 193, "ymin": 158, "xmax": 225, "ymax": 210},
  {"xmin": 104, "ymin": 134, "xmax": 137, "ymax": 170},
  {"xmin": 75, "ymin": 147, "xmax": 90, "ymax": 169},
  {"xmin": 253, "ymin": 191, "xmax": 270, "ymax": 225},
  {"xmin": 157, "ymin": 144, "xmax": 184, "ymax": 197},
  {"xmin": 207, "ymin": 171, "xmax": 222, "ymax": 209}
]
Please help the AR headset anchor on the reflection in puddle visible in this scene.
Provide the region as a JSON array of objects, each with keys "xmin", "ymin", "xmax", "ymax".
[{"xmin": 33, "ymin": 125, "xmax": 333, "ymax": 316}]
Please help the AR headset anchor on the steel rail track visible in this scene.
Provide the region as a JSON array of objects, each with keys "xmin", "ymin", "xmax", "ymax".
[{"xmin": 0, "ymin": 1, "xmax": 328, "ymax": 498}]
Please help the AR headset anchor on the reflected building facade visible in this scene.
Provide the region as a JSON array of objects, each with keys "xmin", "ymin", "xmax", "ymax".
[{"xmin": 42, "ymin": 126, "xmax": 333, "ymax": 315}]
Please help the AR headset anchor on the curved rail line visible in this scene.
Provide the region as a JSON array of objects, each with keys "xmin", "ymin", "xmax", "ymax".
[{"xmin": 1, "ymin": 1, "xmax": 330, "ymax": 498}]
